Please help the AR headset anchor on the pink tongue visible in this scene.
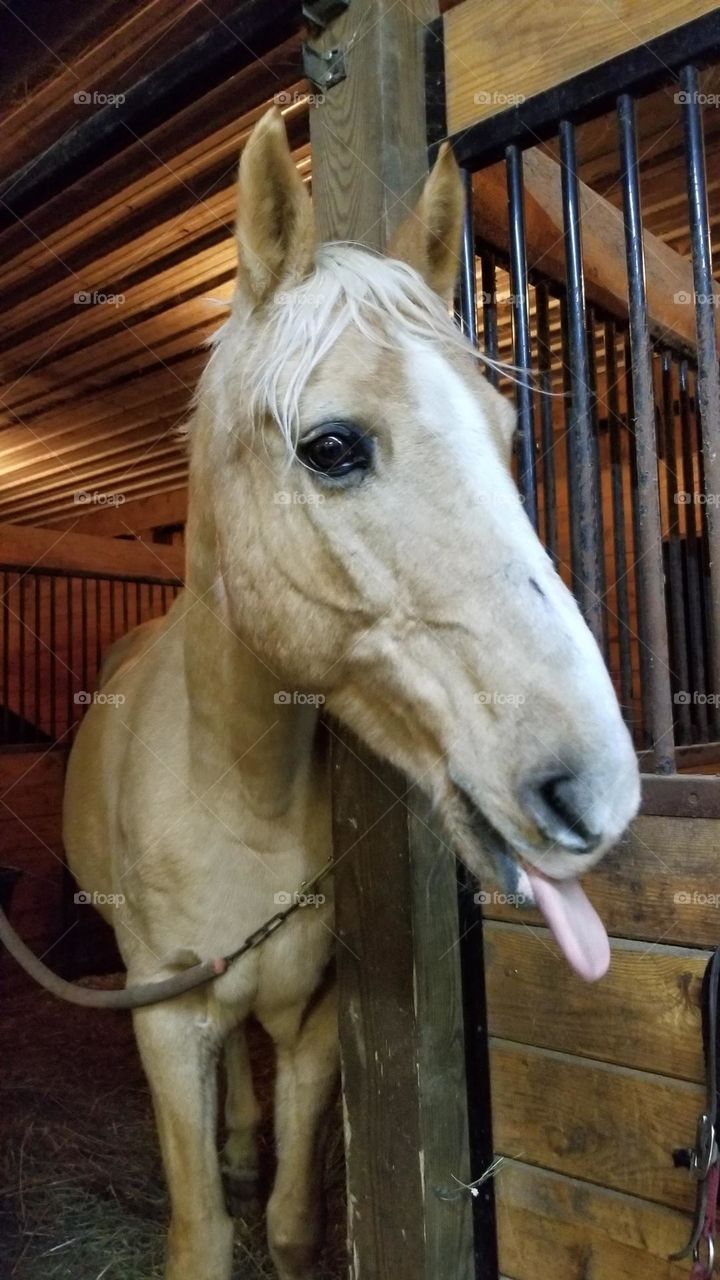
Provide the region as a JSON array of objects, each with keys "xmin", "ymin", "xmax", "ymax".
[{"xmin": 525, "ymin": 870, "xmax": 610, "ymax": 982}]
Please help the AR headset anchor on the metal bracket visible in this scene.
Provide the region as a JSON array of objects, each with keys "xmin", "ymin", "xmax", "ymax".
[
  {"xmin": 301, "ymin": 43, "xmax": 347, "ymax": 93},
  {"xmin": 302, "ymin": 0, "xmax": 349, "ymax": 29}
]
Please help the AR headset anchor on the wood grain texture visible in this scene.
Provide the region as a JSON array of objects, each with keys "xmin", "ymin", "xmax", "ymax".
[
  {"xmin": 484, "ymin": 922, "xmax": 707, "ymax": 1081},
  {"xmin": 484, "ymin": 813, "xmax": 720, "ymax": 947},
  {"xmin": 444, "ymin": 0, "xmax": 719, "ymax": 135},
  {"xmin": 0, "ymin": 521, "xmax": 184, "ymax": 581},
  {"xmin": 496, "ymin": 1160, "xmax": 691, "ymax": 1280},
  {"xmin": 489, "ymin": 1039, "xmax": 702, "ymax": 1211}
]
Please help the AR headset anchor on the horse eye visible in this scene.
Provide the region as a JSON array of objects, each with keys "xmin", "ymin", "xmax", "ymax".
[{"xmin": 298, "ymin": 423, "xmax": 372, "ymax": 478}]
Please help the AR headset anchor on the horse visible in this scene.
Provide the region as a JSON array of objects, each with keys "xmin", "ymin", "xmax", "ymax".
[{"xmin": 63, "ymin": 107, "xmax": 640, "ymax": 1280}]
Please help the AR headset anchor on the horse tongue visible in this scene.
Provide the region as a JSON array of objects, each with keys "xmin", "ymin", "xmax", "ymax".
[{"xmin": 525, "ymin": 870, "xmax": 610, "ymax": 982}]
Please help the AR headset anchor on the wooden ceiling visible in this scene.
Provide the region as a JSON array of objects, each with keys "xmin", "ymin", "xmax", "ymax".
[{"xmin": 0, "ymin": 3, "xmax": 718, "ymax": 531}]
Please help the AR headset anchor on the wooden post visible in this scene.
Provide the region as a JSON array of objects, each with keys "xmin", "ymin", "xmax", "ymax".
[{"xmin": 309, "ymin": 5, "xmax": 479, "ymax": 1277}]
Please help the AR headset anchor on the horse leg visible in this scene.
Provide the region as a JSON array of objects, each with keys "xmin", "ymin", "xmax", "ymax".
[
  {"xmin": 221, "ymin": 1021, "xmax": 261, "ymax": 1211},
  {"xmin": 133, "ymin": 1000, "xmax": 234, "ymax": 1280},
  {"xmin": 262, "ymin": 982, "xmax": 339, "ymax": 1280}
]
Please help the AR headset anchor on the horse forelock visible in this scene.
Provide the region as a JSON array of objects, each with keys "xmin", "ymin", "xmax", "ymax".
[{"xmin": 194, "ymin": 244, "xmax": 493, "ymax": 453}]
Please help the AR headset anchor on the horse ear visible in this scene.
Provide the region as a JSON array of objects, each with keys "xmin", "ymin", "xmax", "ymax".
[
  {"xmin": 388, "ymin": 142, "xmax": 464, "ymax": 298},
  {"xmin": 235, "ymin": 108, "xmax": 315, "ymax": 305}
]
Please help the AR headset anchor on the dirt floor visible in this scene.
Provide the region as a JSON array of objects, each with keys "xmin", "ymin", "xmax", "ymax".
[{"xmin": 0, "ymin": 970, "xmax": 346, "ymax": 1280}]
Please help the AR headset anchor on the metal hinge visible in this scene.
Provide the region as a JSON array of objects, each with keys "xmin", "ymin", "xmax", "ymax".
[{"xmin": 301, "ymin": 43, "xmax": 347, "ymax": 93}]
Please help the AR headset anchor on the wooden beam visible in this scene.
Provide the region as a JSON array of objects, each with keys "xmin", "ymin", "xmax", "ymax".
[
  {"xmin": 311, "ymin": 5, "xmax": 481, "ymax": 1278},
  {"xmin": 444, "ymin": 0, "xmax": 719, "ymax": 137},
  {"xmin": 0, "ymin": 521, "xmax": 184, "ymax": 581},
  {"xmin": 47, "ymin": 486, "xmax": 188, "ymax": 535},
  {"xmin": 475, "ymin": 147, "xmax": 711, "ymax": 352}
]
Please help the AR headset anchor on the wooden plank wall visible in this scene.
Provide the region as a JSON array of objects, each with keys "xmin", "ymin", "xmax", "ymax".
[{"xmin": 482, "ymin": 806, "xmax": 720, "ymax": 1277}]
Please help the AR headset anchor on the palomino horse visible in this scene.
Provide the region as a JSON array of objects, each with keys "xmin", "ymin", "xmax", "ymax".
[{"xmin": 63, "ymin": 108, "xmax": 640, "ymax": 1280}]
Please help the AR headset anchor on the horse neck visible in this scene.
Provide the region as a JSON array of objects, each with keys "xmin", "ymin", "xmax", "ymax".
[{"xmin": 181, "ymin": 505, "xmax": 321, "ymax": 822}]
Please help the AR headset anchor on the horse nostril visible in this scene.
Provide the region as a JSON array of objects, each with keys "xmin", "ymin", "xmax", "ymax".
[{"xmin": 519, "ymin": 771, "xmax": 601, "ymax": 853}]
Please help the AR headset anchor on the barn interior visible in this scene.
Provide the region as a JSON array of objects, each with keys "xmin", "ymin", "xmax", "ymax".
[{"xmin": 1, "ymin": 2, "xmax": 719, "ymax": 1278}]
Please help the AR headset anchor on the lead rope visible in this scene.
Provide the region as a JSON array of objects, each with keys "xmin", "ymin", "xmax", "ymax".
[{"xmin": 0, "ymin": 858, "xmax": 335, "ymax": 1010}]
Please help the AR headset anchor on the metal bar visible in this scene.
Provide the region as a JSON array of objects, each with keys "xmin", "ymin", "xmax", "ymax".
[
  {"xmin": 18, "ymin": 575, "xmax": 25, "ymax": 741},
  {"xmin": 558, "ymin": 119, "xmax": 604, "ymax": 645},
  {"xmin": 617, "ymin": 94, "xmax": 675, "ymax": 773},
  {"xmin": 681, "ymin": 63, "xmax": 720, "ymax": 734},
  {"xmin": 679, "ymin": 358, "xmax": 709, "ymax": 741},
  {"xmin": 34, "ymin": 573, "xmax": 41, "ymax": 736},
  {"xmin": 456, "ymin": 865, "xmax": 500, "ymax": 1278},
  {"xmin": 2, "ymin": 572, "xmax": 8, "ymax": 743},
  {"xmin": 660, "ymin": 351, "xmax": 692, "ymax": 741},
  {"xmin": 49, "ymin": 575, "xmax": 57, "ymax": 742},
  {"xmin": 480, "ymin": 252, "xmax": 499, "ymax": 387},
  {"xmin": 560, "ymin": 297, "xmax": 576, "ymax": 579},
  {"xmin": 534, "ymin": 283, "xmax": 558, "ymax": 562},
  {"xmin": 81, "ymin": 577, "xmax": 89, "ymax": 701},
  {"xmin": 624, "ymin": 332, "xmax": 646, "ymax": 746},
  {"xmin": 505, "ymin": 144, "xmax": 538, "ymax": 527},
  {"xmin": 459, "ymin": 169, "xmax": 478, "ymax": 345},
  {"xmin": 67, "ymin": 577, "xmax": 74, "ymax": 734},
  {"xmin": 604, "ymin": 322, "xmax": 634, "ymax": 721}
]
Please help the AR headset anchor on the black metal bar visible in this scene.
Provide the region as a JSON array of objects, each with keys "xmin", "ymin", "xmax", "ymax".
[
  {"xmin": 34, "ymin": 573, "xmax": 41, "ymax": 735},
  {"xmin": 559, "ymin": 120, "xmax": 604, "ymax": 645},
  {"xmin": 95, "ymin": 578, "xmax": 102, "ymax": 678},
  {"xmin": 679, "ymin": 358, "xmax": 709, "ymax": 741},
  {"xmin": 81, "ymin": 577, "xmax": 89, "ymax": 701},
  {"xmin": 534, "ymin": 283, "xmax": 558, "ymax": 563},
  {"xmin": 624, "ymin": 332, "xmax": 647, "ymax": 747},
  {"xmin": 18, "ymin": 575, "xmax": 25, "ymax": 741},
  {"xmin": 0, "ymin": 0, "xmax": 300, "ymax": 229},
  {"xmin": 67, "ymin": 577, "xmax": 74, "ymax": 734},
  {"xmin": 660, "ymin": 351, "xmax": 692, "ymax": 742},
  {"xmin": 617, "ymin": 94, "xmax": 675, "ymax": 773},
  {"xmin": 505, "ymin": 145, "xmax": 537, "ymax": 528},
  {"xmin": 458, "ymin": 170, "xmax": 478, "ymax": 345},
  {"xmin": 448, "ymin": 11, "xmax": 720, "ymax": 169},
  {"xmin": 49, "ymin": 575, "xmax": 57, "ymax": 742},
  {"xmin": 681, "ymin": 64, "xmax": 720, "ymax": 734},
  {"xmin": 456, "ymin": 865, "xmax": 500, "ymax": 1279},
  {"xmin": 480, "ymin": 252, "xmax": 499, "ymax": 387},
  {"xmin": 604, "ymin": 322, "xmax": 634, "ymax": 721},
  {"xmin": 2, "ymin": 572, "xmax": 8, "ymax": 743},
  {"xmin": 122, "ymin": 581, "xmax": 129, "ymax": 636}
]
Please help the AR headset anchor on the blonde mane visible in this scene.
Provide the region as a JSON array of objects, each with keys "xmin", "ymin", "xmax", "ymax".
[{"xmin": 200, "ymin": 242, "xmax": 512, "ymax": 451}]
